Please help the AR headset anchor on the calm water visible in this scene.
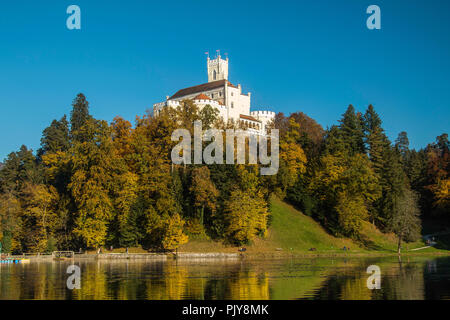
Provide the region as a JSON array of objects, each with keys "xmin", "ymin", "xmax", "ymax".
[{"xmin": 0, "ymin": 256, "xmax": 449, "ymax": 300}]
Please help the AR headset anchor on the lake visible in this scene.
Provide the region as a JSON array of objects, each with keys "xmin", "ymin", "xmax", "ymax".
[{"xmin": 0, "ymin": 255, "xmax": 449, "ymax": 300}]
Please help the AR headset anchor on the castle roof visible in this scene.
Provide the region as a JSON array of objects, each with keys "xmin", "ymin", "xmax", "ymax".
[
  {"xmin": 240, "ymin": 114, "xmax": 261, "ymax": 122},
  {"xmin": 170, "ymin": 79, "xmax": 238, "ymax": 99},
  {"xmin": 193, "ymin": 93, "xmax": 211, "ymax": 100}
]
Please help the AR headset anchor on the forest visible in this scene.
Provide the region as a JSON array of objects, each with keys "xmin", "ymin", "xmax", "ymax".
[{"xmin": 0, "ymin": 93, "xmax": 448, "ymax": 253}]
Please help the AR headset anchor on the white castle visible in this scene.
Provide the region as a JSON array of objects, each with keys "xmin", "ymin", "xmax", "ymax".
[{"xmin": 153, "ymin": 53, "xmax": 275, "ymax": 134}]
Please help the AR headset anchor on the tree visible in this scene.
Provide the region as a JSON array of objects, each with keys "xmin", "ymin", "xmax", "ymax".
[
  {"xmin": 111, "ymin": 116, "xmax": 133, "ymax": 159},
  {"xmin": 277, "ymin": 119, "xmax": 307, "ymax": 196},
  {"xmin": 112, "ymin": 171, "xmax": 139, "ymax": 247},
  {"xmin": 38, "ymin": 115, "xmax": 70, "ymax": 157},
  {"xmin": 335, "ymin": 191, "xmax": 368, "ymax": 238},
  {"xmin": 0, "ymin": 192, "xmax": 21, "ymax": 253},
  {"xmin": 0, "ymin": 145, "xmax": 41, "ymax": 193},
  {"xmin": 377, "ymin": 146, "xmax": 408, "ymax": 230},
  {"xmin": 395, "ymin": 131, "xmax": 409, "ymax": 160},
  {"xmin": 338, "ymin": 105, "xmax": 365, "ymax": 155},
  {"xmin": 224, "ymin": 189, "xmax": 268, "ymax": 245},
  {"xmin": 199, "ymin": 105, "xmax": 219, "ymax": 129},
  {"xmin": 70, "ymin": 93, "xmax": 91, "ymax": 142},
  {"xmin": 424, "ymin": 133, "xmax": 449, "ymax": 216},
  {"xmin": 288, "ymin": 112, "xmax": 325, "ymax": 158},
  {"xmin": 309, "ymin": 152, "xmax": 380, "ymax": 237},
  {"xmin": 391, "ymin": 188, "xmax": 421, "ymax": 254},
  {"xmin": 160, "ymin": 213, "xmax": 188, "ymax": 251},
  {"xmin": 363, "ymin": 104, "xmax": 387, "ymax": 176},
  {"xmin": 189, "ymin": 166, "xmax": 218, "ymax": 227},
  {"xmin": 69, "ymin": 118, "xmax": 117, "ymax": 249},
  {"xmin": 21, "ymin": 183, "xmax": 59, "ymax": 252}
]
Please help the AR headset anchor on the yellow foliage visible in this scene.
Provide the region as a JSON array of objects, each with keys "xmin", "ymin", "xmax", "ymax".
[
  {"xmin": 224, "ymin": 189, "xmax": 269, "ymax": 244},
  {"xmin": 161, "ymin": 213, "xmax": 188, "ymax": 251},
  {"xmin": 432, "ymin": 178, "xmax": 450, "ymax": 209}
]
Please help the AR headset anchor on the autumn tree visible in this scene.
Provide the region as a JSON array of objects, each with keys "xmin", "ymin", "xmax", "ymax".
[
  {"xmin": 69, "ymin": 118, "xmax": 118, "ymax": 249},
  {"xmin": 200, "ymin": 104, "xmax": 219, "ymax": 129},
  {"xmin": 277, "ymin": 118, "xmax": 307, "ymax": 197},
  {"xmin": 189, "ymin": 166, "xmax": 219, "ymax": 229},
  {"xmin": 224, "ymin": 188, "xmax": 268, "ymax": 245},
  {"xmin": 309, "ymin": 152, "xmax": 380, "ymax": 237},
  {"xmin": 21, "ymin": 183, "xmax": 59, "ymax": 252},
  {"xmin": 424, "ymin": 134, "xmax": 449, "ymax": 216},
  {"xmin": 0, "ymin": 192, "xmax": 22, "ymax": 253},
  {"xmin": 160, "ymin": 213, "xmax": 188, "ymax": 251}
]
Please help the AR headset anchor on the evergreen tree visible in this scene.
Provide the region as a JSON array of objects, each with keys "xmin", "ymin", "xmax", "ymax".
[
  {"xmin": 338, "ymin": 105, "xmax": 365, "ymax": 155},
  {"xmin": 0, "ymin": 145, "xmax": 41, "ymax": 194},
  {"xmin": 70, "ymin": 93, "xmax": 91, "ymax": 142},
  {"xmin": 39, "ymin": 115, "xmax": 70, "ymax": 157},
  {"xmin": 363, "ymin": 105, "xmax": 387, "ymax": 176},
  {"xmin": 377, "ymin": 146, "xmax": 408, "ymax": 230},
  {"xmin": 395, "ymin": 131, "xmax": 410, "ymax": 161},
  {"xmin": 189, "ymin": 166, "xmax": 218, "ymax": 228}
]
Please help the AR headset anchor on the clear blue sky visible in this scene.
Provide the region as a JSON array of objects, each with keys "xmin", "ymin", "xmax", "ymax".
[{"xmin": 1, "ymin": 0, "xmax": 449, "ymax": 160}]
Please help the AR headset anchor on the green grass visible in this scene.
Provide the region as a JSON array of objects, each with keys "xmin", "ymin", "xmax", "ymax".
[
  {"xmin": 267, "ymin": 198, "xmax": 357, "ymax": 252},
  {"xmin": 176, "ymin": 197, "xmax": 449, "ymax": 256}
]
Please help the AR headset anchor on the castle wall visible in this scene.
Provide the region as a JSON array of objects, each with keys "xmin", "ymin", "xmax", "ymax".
[
  {"xmin": 225, "ymin": 85, "xmax": 250, "ymax": 122},
  {"xmin": 250, "ymin": 111, "xmax": 275, "ymax": 132}
]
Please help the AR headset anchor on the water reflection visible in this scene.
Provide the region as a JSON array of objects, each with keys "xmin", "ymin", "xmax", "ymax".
[{"xmin": 0, "ymin": 256, "xmax": 449, "ymax": 300}]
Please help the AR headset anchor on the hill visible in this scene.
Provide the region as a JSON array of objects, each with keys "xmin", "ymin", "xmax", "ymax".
[{"xmin": 178, "ymin": 197, "xmax": 439, "ymax": 256}]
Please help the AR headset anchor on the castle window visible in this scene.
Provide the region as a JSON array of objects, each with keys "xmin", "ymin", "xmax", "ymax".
[
  {"xmin": 231, "ymin": 102, "xmax": 234, "ymax": 108},
  {"xmin": 213, "ymin": 70, "xmax": 217, "ymax": 80}
]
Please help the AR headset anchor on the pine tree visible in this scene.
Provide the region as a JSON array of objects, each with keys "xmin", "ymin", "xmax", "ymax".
[
  {"xmin": 338, "ymin": 105, "xmax": 365, "ymax": 155},
  {"xmin": 377, "ymin": 146, "xmax": 408, "ymax": 230},
  {"xmin": 0, "ymin": 145, "xmax": 41, "ymax": 194},
  {"xmin": 39, "ymin": 115, "xmax": 70, "ymax": 156},
  {"xmin": 363, "ymin": 105, "xmax": 387, "ymax": 176},
  {"xmin": 70, "ymin": 93, "xmax": 91, "ymax": 142},
  {"xmin": 395, "ymin": 131, "xmax": 410, "ymax": 161}
]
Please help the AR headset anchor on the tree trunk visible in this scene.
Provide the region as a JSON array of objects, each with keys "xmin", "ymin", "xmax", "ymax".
[
  {"xmin": 397, "ymin": 235, "xmax": 402, "ymax": 254},
  {"xmin": 200, "ymin": 206, "xmax": 204, "ymax": 226}
]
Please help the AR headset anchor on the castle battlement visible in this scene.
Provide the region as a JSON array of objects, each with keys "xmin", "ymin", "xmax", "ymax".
[{"xmin": 250, "ymin": 110, "xmax": 275, "ymax": 117}]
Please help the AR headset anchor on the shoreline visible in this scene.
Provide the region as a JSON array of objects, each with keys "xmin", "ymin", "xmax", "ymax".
[{"xmin": 4, "ymin": 250, "xmax": 450, "ymax": 262}]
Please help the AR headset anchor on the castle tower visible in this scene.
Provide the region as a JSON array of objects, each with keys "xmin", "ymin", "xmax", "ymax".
[{"xmin": 207, "ymin": 53, "xmax": 228, "ymax": 82}]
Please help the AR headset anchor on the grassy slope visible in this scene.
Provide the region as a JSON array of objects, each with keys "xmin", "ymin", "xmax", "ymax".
[{"xmin": 178, "ymin": 197, "xmax": 444, "ymax": 255}]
